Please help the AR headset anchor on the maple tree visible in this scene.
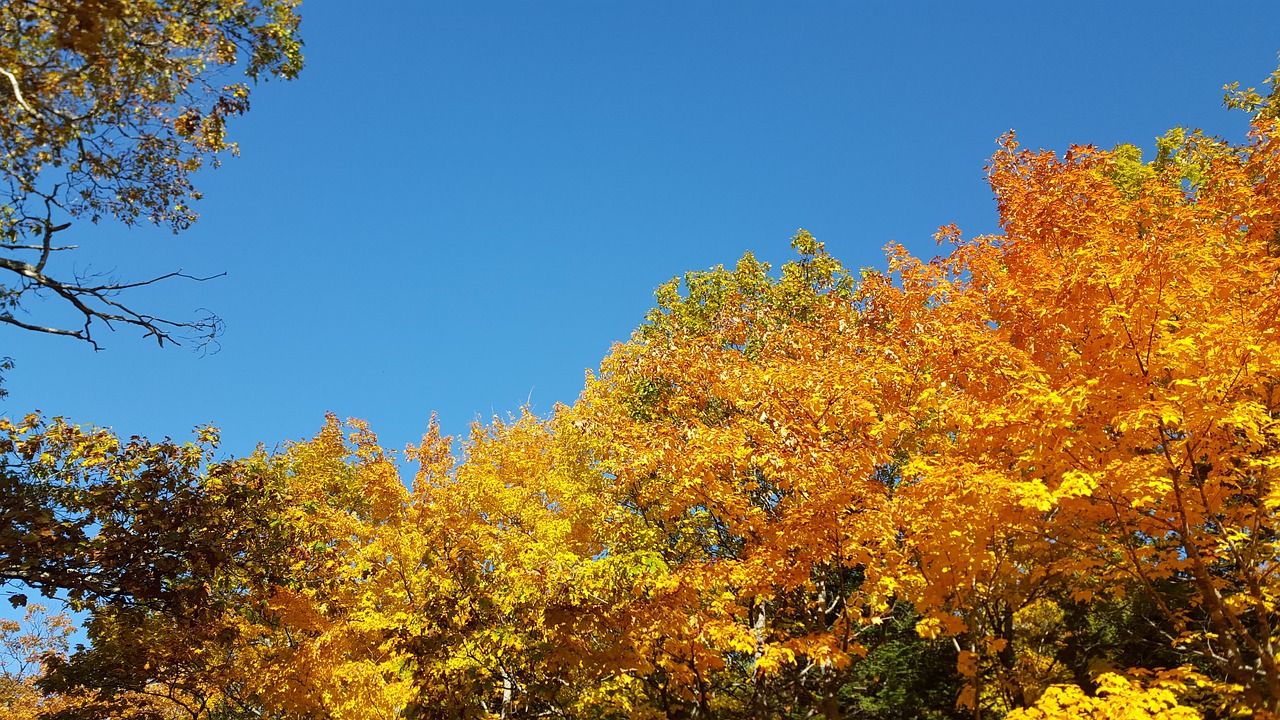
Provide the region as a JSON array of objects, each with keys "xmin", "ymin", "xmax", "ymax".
[
  {"xmin": 0, "ymin": 0, "xmax": 303, "ymax": 348},
  {"xmin": 564, "ymin": 234, "xmax": 915, "ymax": 718},
  {"xmin": 867, "ymin": 109, "xmax": 1280, "ymax": 715}
]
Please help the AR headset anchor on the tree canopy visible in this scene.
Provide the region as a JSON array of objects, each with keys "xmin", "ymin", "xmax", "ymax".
[{"xmin": 4, "ymin": 13, "xmax": 1280, "ymax": 720}]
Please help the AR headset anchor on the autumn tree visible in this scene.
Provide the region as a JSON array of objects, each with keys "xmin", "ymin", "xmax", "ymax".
[
  {"xmin": 832, "ymin": 72, "xmax": 1279, "ymax": 714},
  {"xmin": 554, "ymin": 67, "xmax": 1280, "ymax": 718},
  {"xmin": 556, "ymin": 231, "xmax": 964, "ymax": 719},
  {"xmin": 0, "ymin": 415, "xmax": 316, "ymax": 719},
  {"xmin": 0, "ymin": 415, "xmax": 294, "ymax": 614},
  {"xmin": 0, "ymin": 0, "xmax": 303, "ymax": 348},
  {"xmin": 244, "ymin": 412, "xmax": 665, "ymax": 719}
]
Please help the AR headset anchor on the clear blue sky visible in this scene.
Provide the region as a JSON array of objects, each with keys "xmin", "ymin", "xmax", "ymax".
[{"xmin": 4, "ymin": 1, "xmax": 1279, "ymax": 459}]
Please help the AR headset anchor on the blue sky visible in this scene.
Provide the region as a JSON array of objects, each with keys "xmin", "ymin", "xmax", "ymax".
[{"xmin": 4, "ymin": 1, "xmax": 1280, "ymax": 460}]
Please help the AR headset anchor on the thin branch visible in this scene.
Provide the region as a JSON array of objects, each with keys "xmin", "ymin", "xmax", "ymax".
[
  {"xmin": 0, "ymin": 244, "xmax": 78, "ymax": 251},
  {"xmin": 36, "ymin": 203, "xmax": 64, "ymax": 272},
  {"xmin": 0, "ymin": 314, "xmax": 93, "ymax": 347},
  {"xmin": 80, "ymin": 269, "xmax": 226, "ymax": 294}
]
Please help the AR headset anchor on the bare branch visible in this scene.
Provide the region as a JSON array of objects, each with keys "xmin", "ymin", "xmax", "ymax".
[
  {"xmin": 0, "ymin": 244, "xmax": 78, "ymax": 251},
  {"xmin": 80, "ymin": 269, "xmax": 227, "ymax": 293},
  {"xmin": 0, "ymin": 254, "xmax": 223, "ymax": 349}
]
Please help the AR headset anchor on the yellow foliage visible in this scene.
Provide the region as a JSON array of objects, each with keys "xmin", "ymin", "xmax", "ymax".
[{"xmin": 1006, "ymin": 673, "xmax": 1200, "ymax": 720}]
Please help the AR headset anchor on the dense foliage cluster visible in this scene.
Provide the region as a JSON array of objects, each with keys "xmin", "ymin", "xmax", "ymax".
[{"xmin": 5, "ymin": 93, "xmax": 1280, "ymax": 718}]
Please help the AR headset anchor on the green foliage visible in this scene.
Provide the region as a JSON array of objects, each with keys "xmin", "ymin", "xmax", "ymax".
[
  {"xmin": 643, "ymin": 229, "xmax": 852, "ymax": 342},
  {"xmin": 844, "ymin": 610, "xmax": 967, "ymax": 719},
  {"xmin": 1224, "ymin": 56, "xmax": 1280, "ymax": 121}
]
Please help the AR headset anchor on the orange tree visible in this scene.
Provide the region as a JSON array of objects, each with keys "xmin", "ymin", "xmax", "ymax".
[
  {"xmin": 569, "ymin": 86, "xmax": 1280, "ymax": 717},
  {"xmin": 866, "ymin": 112, "xmax": 1280, "ymax": 715}
]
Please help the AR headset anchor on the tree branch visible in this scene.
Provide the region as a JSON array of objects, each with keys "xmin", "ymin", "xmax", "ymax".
[
  {"xmin": 0, "ymin": 255, "xmax": 224, "ymax": 349},
  {"xmin": 0, "ymin": 67, "xmax": 36, "ymax": 114}
]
